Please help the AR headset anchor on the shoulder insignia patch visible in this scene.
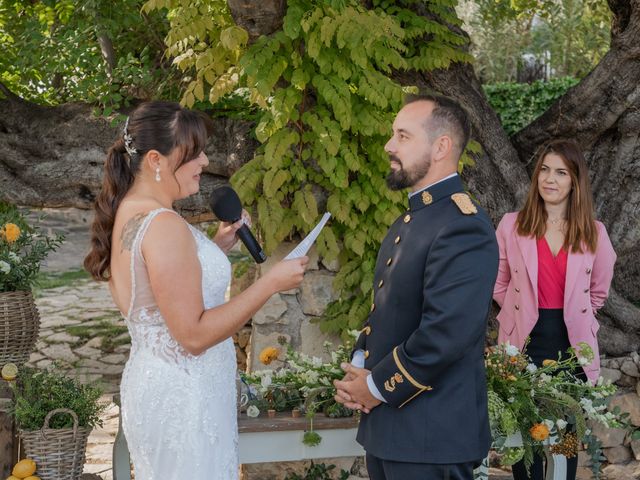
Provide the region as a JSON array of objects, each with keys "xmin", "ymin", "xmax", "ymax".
[{"xmin": 451, "ymin": 193, "xmax": 477, "ymax": 215}]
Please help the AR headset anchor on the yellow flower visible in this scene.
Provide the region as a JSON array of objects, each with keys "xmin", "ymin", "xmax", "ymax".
[
  {"xmin": 529, "ymin": 423, "xmax": 550, "ymax": 441},
  {"xmin": 507, "ymin": 374, "xmax": 517, "ymax": 381},
  {"xmin": 259, "ymin": 347, "xmax": 280, "ymax": 365},
  {"xmin": 1, "ymin": 223, "xmax": 21, "ymax": 243},
  {"xmin": 542, "ymin": 359, "xmax": 557, "ymax": 368}
]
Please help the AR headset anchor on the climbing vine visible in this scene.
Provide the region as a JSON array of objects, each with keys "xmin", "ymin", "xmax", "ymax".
[{"xmin": 145, "ymin": 0, "xmax": 474, "ymax": 338}]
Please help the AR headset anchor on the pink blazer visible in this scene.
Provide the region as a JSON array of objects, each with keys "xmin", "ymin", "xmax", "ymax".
[{"xmin": 493, "ymin": 212, "xmax": 616, "ymax": 383}]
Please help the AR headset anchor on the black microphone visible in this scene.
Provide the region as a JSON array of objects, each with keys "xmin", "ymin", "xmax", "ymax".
[{"xmin": 209, "ymin": 185, "xmax": 267, "ymax": 264}]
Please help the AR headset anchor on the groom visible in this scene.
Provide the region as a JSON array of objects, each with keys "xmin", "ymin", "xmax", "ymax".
[{"xmin": 334, "ymin": 94, "xmax": 499, "ymax": 479}]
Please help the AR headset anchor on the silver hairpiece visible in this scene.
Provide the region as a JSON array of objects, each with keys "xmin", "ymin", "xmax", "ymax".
[{"xmin": 123, "ymin": 117, "xmax": 138, "ymax": 159}]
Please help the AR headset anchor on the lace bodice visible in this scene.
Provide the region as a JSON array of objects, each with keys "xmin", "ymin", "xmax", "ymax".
[
  {"xmin": 125, "ymin": 208, "xmax": 232, "ymax": 371},
  {"xmin": 119, "ymin": 208, "xmax": 238, "ymax": 480}
]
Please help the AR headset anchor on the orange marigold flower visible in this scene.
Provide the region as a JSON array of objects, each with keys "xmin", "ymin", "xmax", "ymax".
[
  {"xmin": 530, "ymin": 423, "xmax": 550, "ymax": 441},
  {"xmin": 259, "ymin": 347, "xmax": 280, "ymax": 365},
  {"xmin": 1, "ymin": 223, "xmax": 20, "ymax": 243},
  {"xmin": 509, "ymin": 356, "xmax": 518, "ymax": 363},
  {"xmin": 542, "ymin": 359, "xmax": 557, "ymax": 367}
]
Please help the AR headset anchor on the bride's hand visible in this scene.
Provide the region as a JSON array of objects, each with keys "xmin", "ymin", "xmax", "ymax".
[
  {"xmin": 213, "ymin": 209, "xmax": 250, "ymax": 253},
  {"xmin": 263, "ymin": 257, "xmax": 309, "ymax": 293}
]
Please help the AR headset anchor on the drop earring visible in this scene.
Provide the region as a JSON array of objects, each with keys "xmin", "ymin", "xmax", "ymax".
[{"xmin": 155, "ymin": 167, "xmax": 161, "ymax": 182}]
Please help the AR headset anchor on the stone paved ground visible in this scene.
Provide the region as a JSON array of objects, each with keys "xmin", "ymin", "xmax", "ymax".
[{"xmin": 24, "ymin": 208, "xmax": 515, "ymax": 479}]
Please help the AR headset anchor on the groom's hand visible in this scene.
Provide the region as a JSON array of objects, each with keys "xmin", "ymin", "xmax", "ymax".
[{"xmin": 334, "ymin": 363, "xmax": 381, "ymax": 413}]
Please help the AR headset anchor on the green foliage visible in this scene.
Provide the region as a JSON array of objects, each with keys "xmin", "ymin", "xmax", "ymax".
[
  {"xmin": 0, "ymin": 203, "xmax": 64, "ymax": 293},
  {"xmin": 284, "ymin": 461, "xmax": 349, "ymax": 480},
  {"xmin": 226, "ymin": 0, "xmax": 471, "ymax": 338},
  {"xmin": 458, "ymin": 0, "xmax": 611, "ymax": 83},
  {"xmin": 0, "ymin": 0, "xmax": 175, "ymax": 112},
  {"xmin": 9, "ymin": 366, "xmax": 106, "ymax": 430},
  {"xmin": 142, "ymin": 0, "xmax": 245, "ymax": 107},
  {"xmin": 484, "ymin": 77, "xmax": 579, "ymax": 135}
]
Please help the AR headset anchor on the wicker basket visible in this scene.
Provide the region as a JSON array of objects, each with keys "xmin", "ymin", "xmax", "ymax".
[
  {"xmin": 0, "ymin": 290, "xmax": 40, "ymax": 365},
  {"xmin": 20, "ymin": 408, "xmax": 92, "ymax": 480}
]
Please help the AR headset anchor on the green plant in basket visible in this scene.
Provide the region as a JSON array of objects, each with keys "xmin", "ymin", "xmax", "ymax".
[
  {"xmin": 9, "ymin": 366, "xmax": 106, "ymax": 430},
  {"xmin": 0, "ymin": 202, "xmax": 64, "ymax": 293}
]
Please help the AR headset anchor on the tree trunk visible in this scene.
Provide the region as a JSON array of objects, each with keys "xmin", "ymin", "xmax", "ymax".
[
  {"xmin": 0, "ymin": 92, "xmax": 257, "ymax": 217},
  {"xmin": 1, "ymin": 0, "xmax": 638, "ymax": 355}
]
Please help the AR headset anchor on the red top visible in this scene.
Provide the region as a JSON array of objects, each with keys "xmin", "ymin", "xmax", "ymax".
[{"xmin": 537, "ymin": 236, "xmax": 568, "ymax": 309}]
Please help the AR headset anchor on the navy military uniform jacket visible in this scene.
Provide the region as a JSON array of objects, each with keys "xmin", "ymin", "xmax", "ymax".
[{"xmin": 353, "ymin": 175, "xmax": 498, "ymax": 464}]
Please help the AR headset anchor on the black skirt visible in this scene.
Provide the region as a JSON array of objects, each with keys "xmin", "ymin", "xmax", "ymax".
[{"xmin": 525, "ymin": 308, "xmax": 586, "ymax": 381}]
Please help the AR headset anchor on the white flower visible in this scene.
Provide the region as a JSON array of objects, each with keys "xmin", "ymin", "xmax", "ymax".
[
  {"xmin": 556, "ymin": 419, "xmax": 567, "ymax": 430},
  {"xmin": 0, "ymin": 261, "xmax": 10, "ymax": 274},
  {"xmin": 508, "ymin": 397, "xmax": 515, "ymax": 403},
  {"xmin": 539, "ymin": 373, "xmax": 552, "ymax": 383},
  {"xmin": 302, "ymin": 370, "xmax": 319, "ymax": 385},
  {"xmin": 578, "ymin": 357, "xmax": 590, "ymax": 366},
  {"xmin": 246, "ymin": 405, "xmax": 260, "ymax": 418},
  {"xmin": 8, "ymin": 252, "xmax": 20, "ymax": 264},
  {"xmin": 312, "ymin": 356, "xmax": 323, "ymax": 368},
  {"xmin": 526, "ymin": 363, "xmax": 538, "ymax": 373},
  {"xmin": 261, "ymin": 375, "xmax": 272, "ymax": 388},
  {"xmin": 505, "ymin": 343, "xmax": 519, "ymax": 356},
  {"xmin": 543, "ymin": 419, "xmax": 555, "ymax": 430}
]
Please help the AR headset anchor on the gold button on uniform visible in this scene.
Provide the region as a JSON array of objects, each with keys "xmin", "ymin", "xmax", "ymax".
[
  {"xmin": 364, "ymin": 350, "xmax": 370, "ymax": 359},
  {"xmin": 404, "ymin": 214, "xmax": 411, "ymax": 223},
  {"xmin": 378, "ymin": 280, "xmax": 384, "ymax": 288},
  {"xmin": 386, "ymin": 258, "xmax": 393, "ymax": 266},
  {"xmin": 371, "ymin": 303, "xmax": 376, "ymax": 313},
  {"xmin": 395, "ymin": 236, "xmax": 401, "ymax": 244},
  {"xmin": 362, "ymin": 326, "xmax": 372, "ymax": 335}
]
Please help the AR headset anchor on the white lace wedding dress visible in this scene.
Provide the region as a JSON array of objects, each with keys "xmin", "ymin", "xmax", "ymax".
[{"xmin": 119, "ymin": 208, "xmax": 238, "ymax": 480}]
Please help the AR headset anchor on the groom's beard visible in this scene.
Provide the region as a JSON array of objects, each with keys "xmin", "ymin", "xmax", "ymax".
[{"xmin": 386, "ymin": 154, "xmax": 432, "ymax": 191}]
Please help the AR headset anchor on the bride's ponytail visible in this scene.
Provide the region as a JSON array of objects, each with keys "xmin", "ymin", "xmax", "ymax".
[{"xmin": 84, "ymin": 137, "xmax": 136, "ymax": 281}]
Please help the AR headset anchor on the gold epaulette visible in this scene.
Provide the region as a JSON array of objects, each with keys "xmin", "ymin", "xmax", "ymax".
[{"xmin": 451, "ymin": 193, "xmax": 477, "ymax": 215}]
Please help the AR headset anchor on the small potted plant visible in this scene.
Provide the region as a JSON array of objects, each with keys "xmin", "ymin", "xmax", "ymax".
[
  {"xmin": 0, "ymin": 202, "xmax": 63, "ymax": 366},
  {"xmin": 8, "ymin": 366, "xmax": 106, "ymax": 480}
]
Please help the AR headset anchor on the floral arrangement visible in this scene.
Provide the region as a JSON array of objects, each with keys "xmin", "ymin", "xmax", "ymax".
[
  {"xmin": 0, "ymin": 202, "xmax": 64, "ymax": 293},
  {"xmin": 242, "ymin": 338, "xmax": 354, "ymax": 446},
  {"xmin": 243, "ymin": 337, "xmax": 628, "ymax": 465},
  {"xmin": 486, "ymin": 341, "xmax": 625, "ymax": 474}
]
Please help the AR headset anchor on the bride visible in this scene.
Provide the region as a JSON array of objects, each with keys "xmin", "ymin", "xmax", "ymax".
[{"xmin": 84, "ymin": 101, "xmax": 307, "ymax": 479}]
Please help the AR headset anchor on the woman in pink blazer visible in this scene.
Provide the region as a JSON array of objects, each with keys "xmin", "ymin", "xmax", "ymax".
[{"xmin": 493, "ymin": 139, "xmax": 616, "ymax": 480}]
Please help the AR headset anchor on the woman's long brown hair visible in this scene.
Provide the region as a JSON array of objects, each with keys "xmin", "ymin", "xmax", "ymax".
[
  {"xmin": 84, "ymin": 101, "xmax": 208, "ymax": 281},
  {"xmin": 516, "ymin": 139, "xmax": 598, "ymax": 254}
]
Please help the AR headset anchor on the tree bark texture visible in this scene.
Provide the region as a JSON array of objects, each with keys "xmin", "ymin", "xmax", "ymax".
[
  {"xmin": 0, "ymin": 96, "xmax": 258, "ymax": 218},
  {"xmin": 0, "ymin": 1, "xmax": 638, "ymax": 355}
]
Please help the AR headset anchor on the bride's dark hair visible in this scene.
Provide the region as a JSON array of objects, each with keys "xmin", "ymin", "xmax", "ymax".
[{"xmin": 84, "ymin": 101, "xmax": 208, "ymax": 281}]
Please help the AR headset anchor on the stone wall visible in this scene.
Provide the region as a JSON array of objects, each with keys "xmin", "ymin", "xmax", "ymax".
[
  {"xmin": 579, "ymin": 353, "xmax": 640, "ymax": 479},
  {"xmin": 248, "ymin": 243, "xmax": 342, "ymax": 372}
]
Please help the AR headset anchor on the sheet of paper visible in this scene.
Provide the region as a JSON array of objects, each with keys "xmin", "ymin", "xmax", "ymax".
[{"xmin": 284, "ymin": 212, "xmax": 332, "ymax": 260}]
